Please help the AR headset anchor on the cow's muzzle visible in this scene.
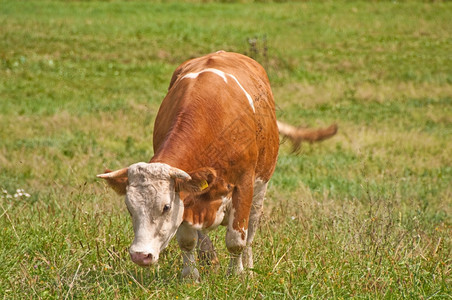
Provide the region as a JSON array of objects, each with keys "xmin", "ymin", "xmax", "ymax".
[{"xmin": 129, "ymin": 250, "xmax": 158, "ymax": 267}]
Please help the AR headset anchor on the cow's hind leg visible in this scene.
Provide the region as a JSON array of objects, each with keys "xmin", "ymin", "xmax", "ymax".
[
  {"xmin": 176, "ymin": 224, "xmax": 200, "ymax": 281},
  {"xmin": 197, "ymin": 231, "xmax": 219, "ymax": 269},
  {"xmin": 242, "ymin": 179, "xmax": 267, "ymax": 271}
]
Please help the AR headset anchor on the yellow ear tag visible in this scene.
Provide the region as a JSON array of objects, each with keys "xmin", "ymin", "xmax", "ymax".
[{"xmin": 200, "ymin": 180, "xmax": 209, "ymax": 191}]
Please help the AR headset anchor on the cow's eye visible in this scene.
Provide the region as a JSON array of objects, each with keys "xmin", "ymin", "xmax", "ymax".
[{"xmin": 163, "ymin": 204, "xmax": 171, "ymax": 213}]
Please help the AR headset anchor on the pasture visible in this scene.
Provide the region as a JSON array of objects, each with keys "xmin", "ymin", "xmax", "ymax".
[{"xmin": 1, "ymin": 0, "xmax": 451, "ymax": 298}]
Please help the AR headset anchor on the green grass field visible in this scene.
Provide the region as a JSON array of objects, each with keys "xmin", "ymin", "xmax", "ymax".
[{"xmin": 1, "ymin": 0, "xmax": 451, "ymax": 298}]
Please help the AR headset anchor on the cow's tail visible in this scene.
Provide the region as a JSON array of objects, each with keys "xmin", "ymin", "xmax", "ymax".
[{"xmin": 277, "ymin": 120, "xmax": 338, "ymax": 152}]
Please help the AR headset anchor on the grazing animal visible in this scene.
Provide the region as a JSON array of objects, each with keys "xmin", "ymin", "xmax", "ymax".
[{"xmin": 97, "ymin": 51, "xmax": 279, "ymax": 279}]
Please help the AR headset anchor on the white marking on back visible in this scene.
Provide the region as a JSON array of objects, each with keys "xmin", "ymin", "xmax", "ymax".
[
  {"xmin": 182, "ymin": 68, "xmax": 228, "ymax": 83},
  {"xmin": 227, "ymin": 73, "xmax": 255, "ymax": 113},
  {"xmin": 180, "ymin": 68, "xmax": 255, "ymax": 113}
]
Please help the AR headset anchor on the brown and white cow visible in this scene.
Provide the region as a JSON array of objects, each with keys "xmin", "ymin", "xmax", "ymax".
[{"xmin": 97, "ymin": 51, "xmax": 279, "ymax": 279}]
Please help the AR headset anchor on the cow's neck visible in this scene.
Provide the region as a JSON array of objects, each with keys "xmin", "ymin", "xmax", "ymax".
[
  {"xmin": 151, "ymin": 146, "xmax": 193, "ymax": 172},
  {"xmin": 150, "ymin": 105, "xmax": 212, "ymax": 173},
  {"xmin": 150, "ymin": 134, "xmax": 203, "ymax": 173}
]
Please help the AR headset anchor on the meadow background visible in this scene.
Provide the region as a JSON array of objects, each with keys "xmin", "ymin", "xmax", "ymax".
[{"xmin": 1, "ymin": 0, "xmax": 451, "ymax": 298}]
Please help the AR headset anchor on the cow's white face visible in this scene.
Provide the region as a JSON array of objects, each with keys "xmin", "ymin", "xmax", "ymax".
[
  {"xmin": 125, "ymin": 162, "xmax": 188, "ymax": 266},
  {"xmin": 97, "ymin": 162, "xmax": 216, "ymax": 267}
]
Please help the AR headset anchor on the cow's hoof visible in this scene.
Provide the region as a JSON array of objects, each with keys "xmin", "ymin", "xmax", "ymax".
[
  {"xmin": 227, "ymin": 261, "xmax": 244, "ymax": 276},
  {"xmin": 181, "ymin": 267, "xmax": 200, "ymax": 282}
]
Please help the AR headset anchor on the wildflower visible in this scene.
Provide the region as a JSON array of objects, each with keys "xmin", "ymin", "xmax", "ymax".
[
  {"xmin": 2, "ymin": 189, "xmax": 13, "ymax": 199},
  {"xmin": 13, "ymin": 189, "xmax": 31, "ymax": 199}
]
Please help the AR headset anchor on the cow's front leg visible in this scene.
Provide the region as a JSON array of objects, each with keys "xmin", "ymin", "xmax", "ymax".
[
  {"xmin": 225, "ymin": 224, "xmax": 244, "ymax": 275},
  {"xmin": 225, "ymin": 178, "xmax": 254, "ymax": 275},
  {"xmin": 242, "ymin": 180, "xmax": 268, "ymax": 273},
  {"xmin": 176, "ymin": 224, "xmax": 200, "ymax": 281}
]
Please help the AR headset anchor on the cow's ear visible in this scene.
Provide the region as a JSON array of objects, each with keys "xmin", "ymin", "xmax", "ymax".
[
  {"xmin": 97, "ymin": 168, "xmax": 129, "ymax": 195},
  {"xmin": 175, "ymin": 167, "xmax": 217, "ymax": 194}
]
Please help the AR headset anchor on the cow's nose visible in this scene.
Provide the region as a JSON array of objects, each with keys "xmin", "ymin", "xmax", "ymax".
[{"xmin": 129, "ymin": 251, "xmax": 155, "ymax": 267}]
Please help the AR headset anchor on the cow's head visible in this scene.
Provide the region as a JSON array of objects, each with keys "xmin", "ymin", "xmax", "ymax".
[{"xmin": 97, "ymin": 162, "xmax": 215, "ymax": 267}]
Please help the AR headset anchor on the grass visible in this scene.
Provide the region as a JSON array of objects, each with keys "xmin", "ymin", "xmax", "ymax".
[{"xmin": 1, "ymin": 0, "xmax": 451, "ymax": 298}]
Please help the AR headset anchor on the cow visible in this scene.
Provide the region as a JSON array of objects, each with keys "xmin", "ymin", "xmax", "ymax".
[{"xmin": 97, "ymin": 51, "xmax": 279, "ymax": 280}]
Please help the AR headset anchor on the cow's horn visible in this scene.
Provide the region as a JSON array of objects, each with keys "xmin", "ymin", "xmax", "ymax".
[
  {"xmin": 97, "ymin": 167, "xmax": 128, "ymax": 179},
  {"xmin": 169, "ymin": 167, "xmax": 191, "ymax": 181}
]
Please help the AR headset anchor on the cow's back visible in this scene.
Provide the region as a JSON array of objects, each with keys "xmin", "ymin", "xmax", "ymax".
[{"xmin": 152, "ymin": 52, "xmax": 278, "ymax": 183}]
